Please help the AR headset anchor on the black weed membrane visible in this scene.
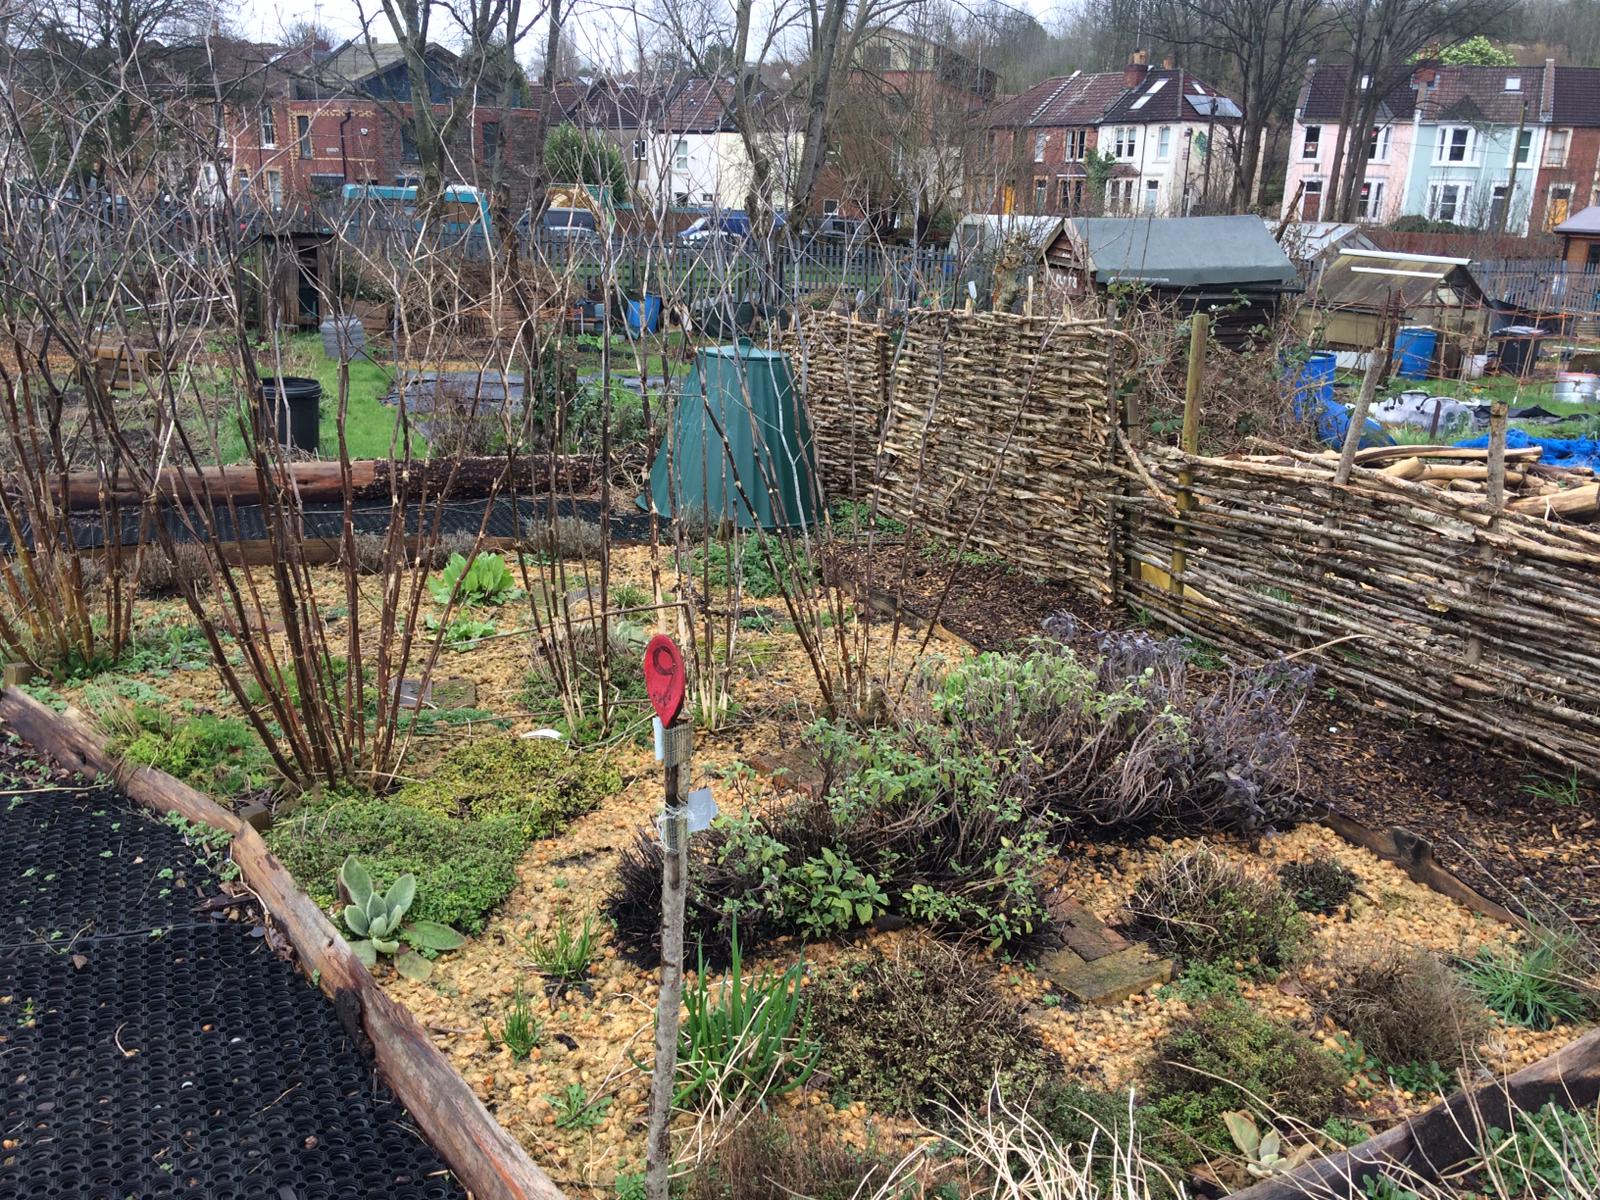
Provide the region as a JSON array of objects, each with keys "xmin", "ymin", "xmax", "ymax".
[{"xmin": 0, "ymin": 745, "xmax": 465, "ymax": 1199}]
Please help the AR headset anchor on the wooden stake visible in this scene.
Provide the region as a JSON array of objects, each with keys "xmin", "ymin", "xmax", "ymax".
[
  {"xmin": 1169, "ymin": 312, "xmax": 1208, "ymax": 596},
  {"xmin": 645, "ymin": 719, "xmax": 692, "ymax": 1200},
  {"xmin": 1336, "ymin": 311, "xmax": 1398, "ymax": 485}
]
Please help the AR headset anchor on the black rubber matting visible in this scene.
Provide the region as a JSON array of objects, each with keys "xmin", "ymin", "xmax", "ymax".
[
  {"xmin": 5, "ymin": 494, "xmax": 654, "ymax": 554},
  {"xmin": 0, "ymin": 732, "xmax": 466, "ymax": 1200}
]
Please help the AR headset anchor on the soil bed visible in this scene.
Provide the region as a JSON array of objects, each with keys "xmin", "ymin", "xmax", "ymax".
[{"xmin": 0, "ymin": 730, "xmax": 464, "ymax": 1200}]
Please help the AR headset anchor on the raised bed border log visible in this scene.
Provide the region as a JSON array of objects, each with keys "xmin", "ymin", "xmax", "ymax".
[
  {"xmin": 1229, "ymin": 1027, "xmax": 1600, "ymax": 1200},
  {"xmin": 46, "ymin": 455, "xmax": 599, "ymax": 512},
  {"xmin": 0, "ymin": 686, "xmax": 567, "ymax": 1200}
]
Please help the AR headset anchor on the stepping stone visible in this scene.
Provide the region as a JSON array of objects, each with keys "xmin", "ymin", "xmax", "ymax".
[{"xmin": 1037, "ymin": 892, "xmax": 1174, "ymax": 1006}]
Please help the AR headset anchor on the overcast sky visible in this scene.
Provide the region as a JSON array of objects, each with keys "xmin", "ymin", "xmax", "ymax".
[{"xmin": 242, "ymin": 0, "xmax": 1060, "ymax": 70}]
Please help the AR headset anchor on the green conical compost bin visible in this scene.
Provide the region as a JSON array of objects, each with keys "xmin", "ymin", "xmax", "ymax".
[{"xmin": 644, "ymin": 341, "xmax": 820, "ymax": 530}]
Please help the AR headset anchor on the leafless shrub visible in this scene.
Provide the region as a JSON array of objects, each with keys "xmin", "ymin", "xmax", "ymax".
[{"xmin": 1323, "ymin": 942, "xmax": 1492, "ymax": 1069}]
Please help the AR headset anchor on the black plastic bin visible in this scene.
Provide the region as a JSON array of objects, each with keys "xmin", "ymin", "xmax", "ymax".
[{"xmin": 261, "ymin": 376, "xmax": 322, "ymax": 452}]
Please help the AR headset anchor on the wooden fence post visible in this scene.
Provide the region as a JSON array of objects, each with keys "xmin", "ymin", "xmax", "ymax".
[
  {"xmin": 1465, "ymin": 398, "xmax": 1510, "ymax": 668},
  {"xmin": 1169, "ymin": 312, "xmax": 1208, "ymax": 598}
]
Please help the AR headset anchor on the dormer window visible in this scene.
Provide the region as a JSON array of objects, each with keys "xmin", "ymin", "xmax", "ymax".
[{"xmin": 1505, "ymin": 77, "xmax": 1522, "ymax": 91}]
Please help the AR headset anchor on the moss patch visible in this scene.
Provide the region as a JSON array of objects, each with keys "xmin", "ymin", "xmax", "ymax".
[
  {"xmin": 394, "ymin": 737, "xmax": 618, "ymax": 840},
  {"xmin": 268, "ymin": 737, "xmax": 617, "ymax": 932}
]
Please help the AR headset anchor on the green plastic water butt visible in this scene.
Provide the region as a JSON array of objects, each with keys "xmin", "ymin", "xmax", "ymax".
[{"xmin": 644, "ymin": 341, "xmax": 821, "ymax": 530}]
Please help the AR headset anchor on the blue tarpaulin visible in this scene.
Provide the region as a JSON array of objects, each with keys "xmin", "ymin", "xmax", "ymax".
[
  {"xmin": 1455, "ymin": 427, "xmax": 1600, "ymax": 471},
  {"xmin": 1301, "ymin": 393, "xmax": 1395, "ymax": 450}
]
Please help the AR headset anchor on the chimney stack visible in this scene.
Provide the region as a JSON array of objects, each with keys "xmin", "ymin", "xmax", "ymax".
[
  {"xmin": 1162, "ymin": 53, "xmax": 1176, "ymax": 70},
  {"xmin": 1124, "ymin": 49, "xmax": 1150, "ymax": 89},
  {"xmin": 1540, "ymin": 57, "xmax": 1556, "ymax": 124}
]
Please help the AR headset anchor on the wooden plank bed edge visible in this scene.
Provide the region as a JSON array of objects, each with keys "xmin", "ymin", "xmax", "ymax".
[
  {"xmin": 0, "ymin": 686, "xmax": 568, "ymax": 1200},
  {"xmin": 1227, "ymin": 1026, "xmax": 1600, "ymax": 1200}
]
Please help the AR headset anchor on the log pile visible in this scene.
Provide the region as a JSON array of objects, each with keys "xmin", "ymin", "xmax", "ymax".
[{"xmin": 1245, "ymin": 443, "xmax": 1600, "ymax": 522}]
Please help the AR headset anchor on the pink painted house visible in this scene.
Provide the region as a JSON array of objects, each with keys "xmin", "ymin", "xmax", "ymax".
[{"xmin": 1282, "ymin": 61, "xmax": 1418, "ymax": 224}]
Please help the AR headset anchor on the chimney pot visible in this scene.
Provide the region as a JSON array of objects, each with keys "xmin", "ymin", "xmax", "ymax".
[{"xmin": 1162, "ymin": 53, "xmax": 1176, "ymax": 70}]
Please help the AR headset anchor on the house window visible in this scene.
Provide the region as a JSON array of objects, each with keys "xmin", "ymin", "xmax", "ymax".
[
  {"xmin": 633, "ymin": 139, "xmax": 647, "ymax": 160},
  {"xmin": 1435, "ymin": 126, "xmax": 1472, "ymax": 164},
  {"xmin": 400, "ymin": 126, "xmax": 420, "ymax": 162},
  {"xmin": 260, "ymin": 108, "xmax": 277, "ymax": 148},
  {"xmin": 1143, "ymin": 179, "xmax": 1159, "ymax": 212},
  {"xmin": 1546, "ymin": 183, "xmax": 1575, "ymax": 229},
  {"xmin": 482, "ymin": 121, "xmax": 500, "ymax": 164},
  {"xmin": 1368, "ymin": 125, "xmax": 1390, "ymax": 162},
  {"xmin": 1544, "ymin": 129, "xmax": 1570, "ymax": 167},
  {"xmin": 1113, "ymin": 127, "xmax": 1136, "ymax": 159},
  {"xmin": 822, "ymin": 198, "xmax": 839, "ymax": 215},
  {"xmin": 1301, "ymin": 125, "xmax": 1321, "ymax": 159},
  {"xmin": 673, "ymin": 191, "xmax": 689, "ymax": 205},
  {"xmin": 674, "ymin": 139, "xmax": 689, "ymax": 171},
  {"xmin": 1156, "ymin": 126, "xmax": 1172, "ymax": 158},
  {"xmin": 308, "ymin": 173, "xmax": 345, "ymax": 195},
  {"xmin": 1058, "ymin": 178, "xmax": 1083, "ymax": 209},
  {"xmin": 1504, "ymin": 76, "xmax": 1521, "ymax": 91},
  {"xmin": 1033, "ymin": 176, "xmax": 1047, "ymax": 209},
  {"xmin": 1356, "ymin": 179, "xmax": 1385, "ymax": 221},
  {"xmin": 296, "ymin": 115, "xmax": 312, "ymax": 159},
  {"xmin": 1301, "ymin": 178, "xmax": 1323, "ymax": 222},
  {"xmin": 701, "ymin": 191, "xmax": 713, "ymax": 203},
  {"xmin": 265, "ymin": 170, "xmax": 283, "ymax": 210},
  {"xmin": 1428, "ymin": 181, "xmax": 1471, "ymax": 223},
  {"xmin": 1516, "ymin": 128, "xmax": 1533, "ymax": 166},
  {"xmin": 236, "ymin": 168, "xmax": 249, "ymax": 187},
  {"xmin": 1105, "ymin": 178, "xmax": 1134, "ymax": 212},
  {"xmin": 1033, "ymin": 131, "xmax": 1047, "ymax": 161},
  {"xmin": 1359, "ymin": 74, "xmax": 1371, "ymax": 89},
  {"xmin": 1066, "ymin": 129, "xmax": 1086, "ymax": 160}
]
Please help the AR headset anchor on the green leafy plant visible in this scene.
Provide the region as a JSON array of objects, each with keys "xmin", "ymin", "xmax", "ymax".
[
  {"xmin": 547, "ymin": 1082, "xmax": 612, "ymax": 1130},
  {"xmin": 1461, "ymin": 932, "xmax": 1594, "ymax": 1030},
  {"xmin": 1476, "ymin": 1101, "xmax": 1600, "ymax": 1199},
  {"xmin": 530, "ymin": 913, "xmax": 600, "ymax": 984},
  {"xmin": 676, "ymin": 926, "xmax": 820, "ymax": 1108},
  {"xmin": 428, "ymin": 552, "xmax": 519, "ymax": 606},
  {"xmin": 1322, "ymin": 1116, "xmax": 1374, "ymax": 1148},
  {"xmin": 779, "ymin": 848, "xmax": 888, "ymax": 939},
  {"xmin": 338, "ymin": 856, "xmax": 465, "ymax": 981},
  {"xmin": 425, "ymin": 614, "xmax": 498, "ymax": 646},
  {"xmin": 692, "ymin": 531, "xmax": 814, "ymax": 600},
  {"xmin": 487, "ymin": 988, "xmax": 542, "ymax": 1060},
  {"xmin": 162, "ymin": 811, "xmax": 241, "ymax": 882},
  {"xmin": 1222, "ymin": 1111, "xmax": 1315, "ymax": 1179},
  {"xmin": 1156, "ymin": 961, "xmax": 1242, "ymax": 1003},
  {"xmin": 120, "ymin": 708, "xmax": 273, "ymax": 798},
  {"xmin": 1361, "ymin": 1173, "xmax": 1423, "ymax": 1200}
]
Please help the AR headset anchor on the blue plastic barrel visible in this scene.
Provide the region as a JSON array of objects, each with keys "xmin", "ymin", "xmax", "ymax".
[
  {"xmin": 1298, "ymin": 351, "xmax": 1336, "ymax": 407},
  {"xmin": 1393, "ymin": 327, "xmax": 1437, "ymax": 379},
  {"xmin": 626, "ymin": 296, "xmax": 662, "ymax": 336}
]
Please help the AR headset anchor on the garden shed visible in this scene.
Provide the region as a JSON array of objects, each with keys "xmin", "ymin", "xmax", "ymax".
[
  {"xmin": 1044, "ymin": 215, "xmax": 1302, "ymax": 347},
  {"xmin": 1303, "ymin": 247, "xmax": 1489, "ymax": 370},
  {"xmin": 1556, "ymin": 204, "xmax": 1600, "ymax": 272}
]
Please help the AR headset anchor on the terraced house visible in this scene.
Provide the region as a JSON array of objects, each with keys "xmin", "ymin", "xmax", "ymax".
[
  {"xmin": 983, "ymin": 52, "xmax": 1241, "ymax": 217},
  {"xmin": 1284, "ymin": 59, "xmax": 1600, "ymax": 235}
]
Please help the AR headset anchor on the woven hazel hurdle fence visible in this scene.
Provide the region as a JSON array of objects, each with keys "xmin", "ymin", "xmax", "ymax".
[
  {"xmin": 789, "ymin": 307, "xmax": 1119, "ymax": 602},
  {"xmin": 1118, "ymin": 448, "xmax": 1600, "ymax": 778},
  {"xmin": 797, "ymin": 306, "xmax": 1600, "ymax": 778}
]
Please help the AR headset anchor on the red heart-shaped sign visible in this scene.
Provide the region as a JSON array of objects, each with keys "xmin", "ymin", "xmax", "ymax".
[{"xmin": 644, "ymin": 634, "xmax": 686, "ymax": 726}]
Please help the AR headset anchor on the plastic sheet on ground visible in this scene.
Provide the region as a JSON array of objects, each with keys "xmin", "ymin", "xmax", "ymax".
[{"xmin": 1455, "ymin": 427, "xmax": 1600, "ymax": 471}]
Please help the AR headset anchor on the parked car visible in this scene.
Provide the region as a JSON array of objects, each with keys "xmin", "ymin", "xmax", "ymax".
[
  {"xmin": 807, "ymin": 215, "xmax": 863, "ymax": 242},
  {"xmin": 675, "ymin": 211, "xmax": 787, "ymax": 246},
  {"xmin": 538, "ymin": 206, "xmax": 602, "ymax": 244}
]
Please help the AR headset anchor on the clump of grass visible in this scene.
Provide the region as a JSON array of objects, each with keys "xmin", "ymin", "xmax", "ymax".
[
  {"xmin": 530, "ymin": 914, "xmax": 599, "ymax": 984},
  {"xmin": 521, "ymin": 515, "xmax": 605, "ymax": 560},
  {"xmin": 486, "ymin": 988, "xmax": 542, "ymax": 1060},
  {"xmin": 1323, "ymin": 943, "xmax": 1489, "ymax": 1069},
  {"xmin": 1278, "ymin": 855, "xmax": 1359, "ymax": 915},
  {"xmin": 1461, "ymin": 931, "xmax": 1595, "ymax": 1031},
  {"xmin": 135, "ymin": 542, "xmax": 213, "ymax": 597},
  {"xmin": 676, "ymin": 927, "xmax": 819, "ymax": 1109},
  {"xmin": 1126, "ymin": 844, "xmax": 1306, "ymax": 974},
  {"xmin": 684, "ymin": 1114, "xmax": 907, "ymax": 1200}
]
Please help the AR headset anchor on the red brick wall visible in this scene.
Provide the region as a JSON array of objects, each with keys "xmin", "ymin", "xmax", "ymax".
[
  {"xmin": 985, "ymin": 125, "xmax": 1100, "ymax": 215},
  {"xmin": 1531, "ymin": 126, "xmax": 1600, "ymax": 234}
]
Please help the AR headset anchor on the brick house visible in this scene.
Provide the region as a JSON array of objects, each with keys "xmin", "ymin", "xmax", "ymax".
[
  {"xmin": 228, "ymin": 42, "xmax": 560, "ymax": 211},
  {"xmin": 1530, "ymin": 67, "xmax": 1600, "ymax": 233},
  {"xmin": 983, "ymin": 53, "xmax": 1240, "ymax": 218}
]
